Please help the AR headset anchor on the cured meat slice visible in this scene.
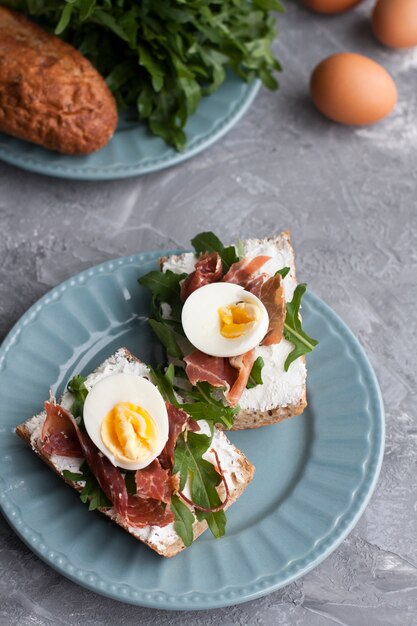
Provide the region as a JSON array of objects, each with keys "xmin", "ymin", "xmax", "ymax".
[
  {"xmin": 184, "ymin": 349, "xmax": 255, "ymax": 408},
  {"xmin": 126, "ymin": 495, "xmax": 174, "ymax": 528},
  {"xmin": 135, "ymin": 459, "xmax": 171, "ymax": 504},
  {"xmin": 43, "ymin": 401, "xmax": 128, "ymax": 519},
  {"xmin": 259, "ymin": 275, "xmax": 286, "ymax": 345},
  {"xmin": 184, "ymin": 351, "xmax": 236, "ymax": 390},
  {"xmin": 181, "ymin": 252, "xmax": 223, "ymax": 301},
  {"xmin": 227, "ymin": 349, "xmax": 256, "ymax": 407},
  {"xmin": 41, "ymin": 401, "xmax": 83, "ymax": 457},
  {"xmin": 244, "ymin": 273, "xmax": 268, "ymax": 299},
  {"xmin": 159, "ymin": 403, "xmax": 199, "ymax": 470},
  {"xmin": 222, "ymin": 256, "xmax": 271, "ymax": 286}
]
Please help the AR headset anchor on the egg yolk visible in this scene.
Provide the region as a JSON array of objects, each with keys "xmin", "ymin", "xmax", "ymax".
[
  {"xmin": 101, "ymin": 402, "xmax": 158, "ymax": 463},
  {"xmin": 218, "ymin": 302, "xmax": 260, "ymax": 339}
]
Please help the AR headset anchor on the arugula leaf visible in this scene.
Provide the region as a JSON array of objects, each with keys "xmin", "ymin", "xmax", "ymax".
[
  {"xmin": 67, "ymin": 375, "xmax": 88, "ymax": 419},
  {"xmin": 246, "ymin": 356, "xmax": 265, "ymax": 389},
  {"xmin": 275, "ymin": 266, "xmax": 290, "ymax": 279},
  {"xmin": 62, "ymin": 469, "xmax": 84, "ymax": 482},
  {"xmin": 237, "ymin": 239, "xmax": 245, "ymax": 259},
  {"xmin": 180, "ymin": 402, "xmax": 235, "ymax": 430},
  {"xmin": 139, "ymin": 270, "xmax": 186, "ymax": 322},
  {"xmin": 149, "ymin": 364, "xmax": 179, "ymax": 406},
  {"xmin": 284, "ymin": 284, "xmax": 318, "ymax": 371},
  {"xmin": 171, "ymin": 494, "xmax": 195, "ymax": 548},
  {"xmin": 148, "ymin": 319, "xmax": 183, "ymax": 358},
  {"xmin": 191, "ymin": 231, "xmax": 239, "ymax": 271},
  {"xmin": 63, "ymin": 463, "xmax": 111, "ymax": 511},
  {"xmin": 173, "ymin": 431, "xmax": 226, "ymax": 538}
]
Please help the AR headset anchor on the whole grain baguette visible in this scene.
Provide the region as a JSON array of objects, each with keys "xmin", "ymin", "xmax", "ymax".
[
  {"xmin": 159, "ymin": 232, "xmax": 308, "ymax": 430},
  {"xmin": 15, "ymin": 348, "xmax": 255, "ymax": 557},
  {"xmin": 0, "ymin": 8, "xmax": 118, "ymax": 155}
]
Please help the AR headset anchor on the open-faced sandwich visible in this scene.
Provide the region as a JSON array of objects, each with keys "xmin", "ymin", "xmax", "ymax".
[
  {"xmin": 139, "ymin": 231, "xmax": 318, "ymax": 430},
  {"xmin": 16, "ymin": 348, "xmax": 254, "ymax": 557}
]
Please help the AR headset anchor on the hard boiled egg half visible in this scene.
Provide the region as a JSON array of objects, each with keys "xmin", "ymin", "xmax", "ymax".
[
  {"xmin": 182, "ymin": 282, "xmax": 269, "ymax": 358},
  {"xmin": 83, "ymin": 373, "xmax": 169, "ymax": 470}
]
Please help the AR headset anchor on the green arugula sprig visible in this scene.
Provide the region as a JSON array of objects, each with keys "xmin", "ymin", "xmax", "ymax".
[
  {"xmin": 170, "ymin": 495, "xmax": 195, "ymax": 548},
  {"xmin": 67, "ymin": 375, "xmax": 88, "ymax": 420},
  {"xmin": 191, "ymin": 231, "xmax": 240, "ymax": 272},
  {"xmin": 63, "ymin": 463, "xmax": 111, "ymax": 511},
  {"xmin": 173, "ymin": 431, "xmax": 226, "ymax": 540},
  {"xmin": 9, "ymin": 0, "xmax": 283, "ymax": 150},
  {"xmin": 247, "ymin": 356, "xmax": 265, "ymax": 389},
  {"xmin": 283, "ymin": 285, "xmax": 318, "ymax": 371}
]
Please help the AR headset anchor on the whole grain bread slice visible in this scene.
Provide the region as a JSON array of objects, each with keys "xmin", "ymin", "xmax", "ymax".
[{"xmin": 15, "ymin": 348, "xmax": 255, "ymax": 557}]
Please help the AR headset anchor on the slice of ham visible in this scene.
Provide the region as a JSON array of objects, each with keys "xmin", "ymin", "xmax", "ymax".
[
  {"xmin": 41, "ymin": 401, "xmax": 83, "ymax": 458},
  {"xmin": 222, "ymin": 255, "xmax": 271, "ymax": 286},
  {"xmin": 126, "ymin": 495, "xmax": 174, "ymax": 528},
  {"xmin": 135, "ymin": 459, "xmax": 171, "ymax": 504},
  {"xmin": 43, "ymin": 401, "xmax": 128, "ymax": 519},
  {"xmin": 158, "ymin": 403, "xmax": 199, "ymax": 470},
  {"xmin": 227, "ymin": 349, "xmax": 256, "ymax": 407},
  {"xmin": 181, "ymin": 252, "xmax": 223, "ymax": 301},
  {"xmin": 259, "ymin": 275, "xmax": 286, "ymax": 345},
  {"xmin": 244, "ymin": 273, "xmax": 268, "ymax": 299},
  {"xmin": 184, "ymin": 351, "xmax": 236, "ymax": 390},
  {"xmin": 184, "ymin": 349, "xmax": 255, "ymax": 408}
]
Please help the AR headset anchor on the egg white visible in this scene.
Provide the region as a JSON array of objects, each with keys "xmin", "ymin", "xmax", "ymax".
[
  {"xmin": 181, "ymin": 282, "xmax": 269, "ymax": 358},
  {"xmin": 83, "ymin": 372, "xmax": 169, "ymax": 471}
]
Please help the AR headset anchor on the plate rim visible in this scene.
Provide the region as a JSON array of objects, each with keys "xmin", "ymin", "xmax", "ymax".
[
  {"xmin": 0, "ymin": 250, "xmax": 385, "ymax": 610},
  {"xmin": 0, "ymin": 79, "xmax": 260, "ymax": 181}
]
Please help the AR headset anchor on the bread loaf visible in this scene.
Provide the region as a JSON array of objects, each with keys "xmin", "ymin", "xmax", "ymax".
[{"xmin": 0, "ymin": 8, "xmax": 118, "ymax": 155}]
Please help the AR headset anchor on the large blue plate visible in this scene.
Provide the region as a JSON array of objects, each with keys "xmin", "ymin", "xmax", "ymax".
[
  {"xmin": 0, "ymin": 251, "xmax": 384, "ymax": 610},
  {"xmin": 0, "ymin": 75, "xmax": 259, "ymax": 180}
]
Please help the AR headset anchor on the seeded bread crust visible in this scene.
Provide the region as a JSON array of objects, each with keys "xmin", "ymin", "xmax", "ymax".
[
  {"xmin": 159, "ymin": 233, "xmax": 308, "ymax": 430},
  {"xmin": 15, "ymin": 349, "xmax": 255, "ymax": 558},
  {"xmin": 0, "ymin": 8, "xmax": 117, "ymax": 155}
]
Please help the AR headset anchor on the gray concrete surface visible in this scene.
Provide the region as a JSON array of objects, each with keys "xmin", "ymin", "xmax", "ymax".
[{"xmin": 1, "ymin": 1, "xmax": 417, "ymax": 624}]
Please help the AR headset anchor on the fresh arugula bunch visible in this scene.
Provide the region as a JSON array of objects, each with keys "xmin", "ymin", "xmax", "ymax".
[{"xmin": 8, "ymin": 0, "xmax": 283, "ymax": 149}]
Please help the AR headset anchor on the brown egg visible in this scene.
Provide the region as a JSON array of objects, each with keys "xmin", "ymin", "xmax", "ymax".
[
  {"xmin": 310, "ymin": 53, "xmax": 397, "ymax": 125},
  {"xmin": 303, "ymin": 0, "xmax": 362, "ymax": 14},
  {"xmin": 372, "ymin": 0, "xmax": 417, "ymax": 49}
]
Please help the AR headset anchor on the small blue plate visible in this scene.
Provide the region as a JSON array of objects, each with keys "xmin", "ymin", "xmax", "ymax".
[
  {"xmin": 0, "ymin": 75, "xmax": 259, "ymax": 180},
  {"xmin": 0, "ymin": 251, "xmax": 384, "ymax": 610}
]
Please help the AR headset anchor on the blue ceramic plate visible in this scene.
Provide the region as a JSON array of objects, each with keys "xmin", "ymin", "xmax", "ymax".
[
  {"xmin": 0, "ymin": 75, "xmax": 259, "ymax": 180},
  {"xmin": 0, "ymin": 251, "xmax": 384, "ymax": 610}
]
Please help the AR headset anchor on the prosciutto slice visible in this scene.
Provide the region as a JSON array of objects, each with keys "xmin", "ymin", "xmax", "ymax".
[
  {"xmin": 135, "ymin": 459, "xmax": 171, "ymax": 504},
  {"xmin": 222, "ymin": 255, "xmax": 271, "ymax": 286},
  {"xmin": 184, "ymin": 351, "xmax": 236, "ymax": 390},
  {"xmin": 227, "ymin": 349, "xmax": 256, "ymax": 407},
  {"xmin": 43, "ymin": 401, "xmax": 128, "ymax": 519},
  {"xmin": 158, "ymin": 403, "xmax": 199, "ymax": 470},
  {"xmin": 126, "ymin": 495, "xmax": 174, "ymax": 528},
  {"xmin": 184, "ymin": 349, "xmax": 255, "ymax": 408},
  {"xmin": 259, "ymin": 275, "xmax": 286, "ymax": 345},
  {"xmin": 41, "ymin": 401, "xmax": 83, "ymax": 458},
  {"xmin": 181, "ymin": 252, "xmax": 223, "ymax": 301}
]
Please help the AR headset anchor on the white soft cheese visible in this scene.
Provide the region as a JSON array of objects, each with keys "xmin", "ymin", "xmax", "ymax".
[
  {"xmin": 161, "ymin": 235, "xmax": 307, "ymax": 411},
  {"xmin": 27, "ymin": 350, "xmax": 245, "ymax": 550}
]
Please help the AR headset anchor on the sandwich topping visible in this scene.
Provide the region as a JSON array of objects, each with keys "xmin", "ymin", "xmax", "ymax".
[
  {"xmin": 82, "ymin": 373, "xmax": 169, "ymax": 471},
  {"xmin": 181, "ymin": 282, "xmax": 269, "ymax": 358}
]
